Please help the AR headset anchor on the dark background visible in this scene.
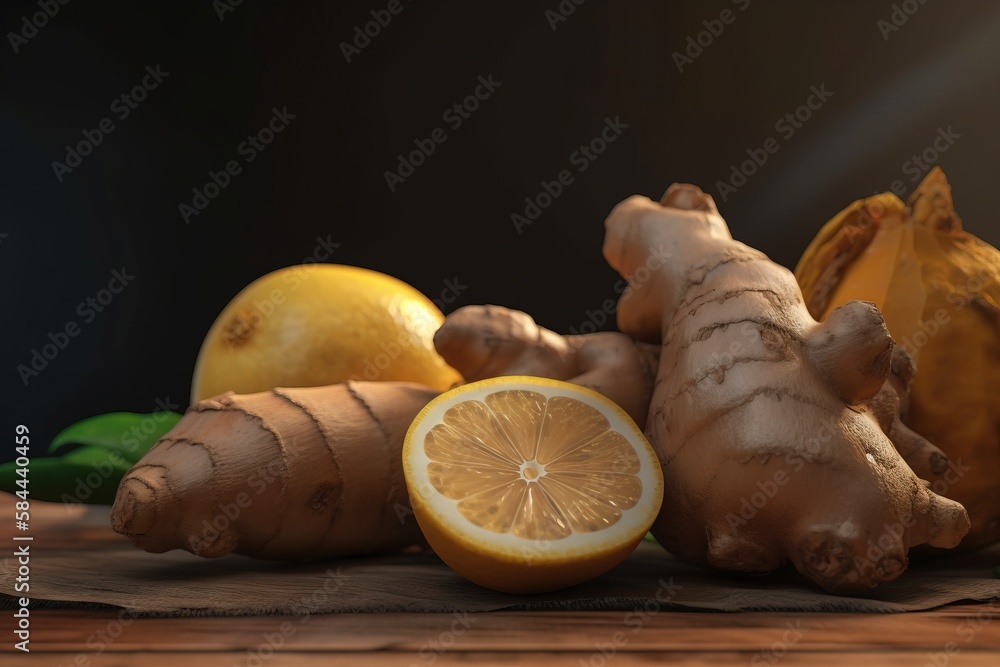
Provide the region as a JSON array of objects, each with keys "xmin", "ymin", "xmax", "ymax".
[{"xmin": 3, "ymin": 0, "xmax": 999, "ymax": 461}]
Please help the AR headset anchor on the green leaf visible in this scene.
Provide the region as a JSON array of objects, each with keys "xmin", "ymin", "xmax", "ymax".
[
  {"xmin": 48, "ymin": 411, "xmax": 182, "ymax": 463},
  {"xmin": 0, "ymin": 446, "xmax": 133, "ymax": 504},
  {"xmin": 0, "ymin": 410, "xmax": 185, "ymax": 505},
  {"xmin": 643, "ymin": 532, "xmax": 659, "ymax": 544}
]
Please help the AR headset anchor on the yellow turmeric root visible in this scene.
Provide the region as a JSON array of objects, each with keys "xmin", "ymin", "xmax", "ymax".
[
  {"xmin": 602, "ymin": 183, "xmax": 970, "ymax": 594},
  {"xmin": 111, "ymin": 305, "xmax": 658, "ymax": 560}
]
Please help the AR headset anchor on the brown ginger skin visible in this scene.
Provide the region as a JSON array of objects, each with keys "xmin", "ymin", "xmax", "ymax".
[
  {"xmin": 602, "ymin": 183, "xmax": 970, "ymax": 594},
  {"xmin": 433, "ymin": 304, "xmax": 659, "ymax": 427},
  {"xmin": 866, "ymin": 346, "xmax": 951, "ymax": 484},
  {"xmin": 111, "ymin": 305, "xmax": 659, "ymax": 560},
  {"xmin": 112, "ymin": 382, "xmax": 436, "ymax": 559}
]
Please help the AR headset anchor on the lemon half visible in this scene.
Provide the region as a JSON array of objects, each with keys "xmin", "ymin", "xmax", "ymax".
[{"xmin": 403, "ymin": 376, "xmax": 663, "ymax": 593}]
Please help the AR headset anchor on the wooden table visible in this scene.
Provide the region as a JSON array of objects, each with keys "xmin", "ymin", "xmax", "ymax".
[{"xmin": 3, "ymin": 496, "xmax": 1000, "ymax": 666}]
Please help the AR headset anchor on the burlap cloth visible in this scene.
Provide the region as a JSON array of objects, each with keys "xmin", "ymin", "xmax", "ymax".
[{"xmin": 2, "ymin": 505, "xmax": 998, "ymax": 616}]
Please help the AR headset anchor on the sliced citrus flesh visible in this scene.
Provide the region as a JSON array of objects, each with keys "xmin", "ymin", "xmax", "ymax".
[{"xmin": 403, "ymin": 376, "xmax": 664, "ymax": 593}]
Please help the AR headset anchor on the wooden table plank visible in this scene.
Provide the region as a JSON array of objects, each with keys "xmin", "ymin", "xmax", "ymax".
[
  {"xmin": 4, "ymin": 494, "xmax": 1000, "ymax": 665},
  {"xmin": 7, "ymin": 604, "xmax": 1000, "ymax": 653},
  {"xmin": 5, "ymin": 650, "xmax": 1000, "ymax": 667}
]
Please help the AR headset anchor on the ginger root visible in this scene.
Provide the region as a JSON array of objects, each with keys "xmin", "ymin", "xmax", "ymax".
[
  {"xmin": 111, "ymin": 305, "xmax": 657, "ymax": 560},
  {"xmin": 433, "ymin": 304, "xmax": 659, "ymax": 427},
  {"xmin": 112, "ymin": 382, "xmax": 435, "ymax": 558},
  {"xmin": 602, "ymin": 183, "xmax": 970, "ymax": 594}
]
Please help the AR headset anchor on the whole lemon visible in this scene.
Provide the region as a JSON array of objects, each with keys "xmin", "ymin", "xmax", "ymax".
[{"xmin": 191, "ymin": 264, "xmax": 463, "ymax": 403}]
